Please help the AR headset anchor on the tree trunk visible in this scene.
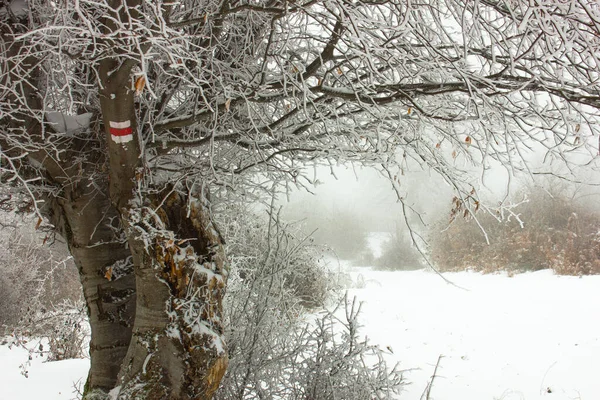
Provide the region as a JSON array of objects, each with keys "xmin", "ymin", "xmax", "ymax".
[
  {"xmin": 3, "ymin": 3, "xmax": 231, "ymax": 397},
  {"xmin": 2, "ymin": 14, "xmax": 136, "ymax": 395},
  {"xmin": 99, "ymin": 54, "xmax": 229, "ymax": 399},
  {"xmin": 113, "ymin": 191, "xmax": 228, "ymax": 399},
  {"xmin": 44, "ymin": 183, "xmax": 136, "ymax": 395}
]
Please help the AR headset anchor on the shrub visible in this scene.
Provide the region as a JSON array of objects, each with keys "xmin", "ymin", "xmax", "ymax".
[
  {"xmin": 0, "ymin": 213, "xmax": 81, "ymax": 330},
  {"xmin": 218, "ymin": 205, "xmax": 335, "ymax": 309},
  {"xmin": 214, "ymin": 204, "xmax": 403, "ymax": 399},
  {"xmin": 1, "ymin": 212, "xmax": 87, "ymax": 369},
  {"xmin": 375, "ymin": 230, "xmax": 423, "ymax": 271},
  {"xmin": 9, "ymin": 299, "xmax": 88, "ymax": 377},
  {"xmin": 430, "ymin": 186, "xmax": 600, "ymax": 275}
]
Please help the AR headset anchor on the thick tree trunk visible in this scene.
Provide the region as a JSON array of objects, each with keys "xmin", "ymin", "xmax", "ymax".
[
  {"xmin": 45, "ymin": 185, "xmax": 136, "ymax": 395},
  {"xmin": 102, "ymin": 190, "xmax": 229, "ymax": 400},
  {"xmin": 4, "ymin": 3, "xmax": 230, "ymax": 396}
]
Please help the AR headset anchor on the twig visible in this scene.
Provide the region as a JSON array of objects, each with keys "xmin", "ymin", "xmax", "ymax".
[
  {"xmin": 71, "ymin": 378, "xmax": 84, "ymax": 400},
  {"xmin": 420, "ymin": 354, "xmax": 443, "ymax": 400}
]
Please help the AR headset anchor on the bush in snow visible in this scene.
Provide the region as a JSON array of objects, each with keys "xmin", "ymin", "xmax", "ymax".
[
  {"xmin": 374, "ymin": 229, "xmax": 423, "ymax": 271},
  {"xmin": 288, "ymin": 296, "xmax": 403, "ymax": 400},
  {"xmin": 0, "ymin": 212, "xmax": 87, "ymax": 365},
  {"xmin": 9, "ymin": 299, "xmax": 88, "ymax": 377},
  {"xmin": 218, "ymin": 204, "xmax": 336, "ymax": 309},
  {"xmin": 0, "ymin": 223, "xmax": 42, "ymax": 328},
  {"xmin": 430, "ymin": 185, "xmax": 600, "ymax": 275},
  {"xmin": 214, "ymin": 205, "xmax": 403, "ymax": 399}
]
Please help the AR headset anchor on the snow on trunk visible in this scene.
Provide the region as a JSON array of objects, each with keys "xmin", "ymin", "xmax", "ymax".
[{"xmin": 114, "ymin": 191, "xmax": 228, "ymax": 399}]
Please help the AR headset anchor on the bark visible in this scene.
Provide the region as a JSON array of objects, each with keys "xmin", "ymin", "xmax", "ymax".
[
  {"xmin": 45, "ymin": 184, "xmax": 136, "ymax": 395},
  {"xmin": 114, "ymin": 191, "xmax": 229, "ymax": 399}
]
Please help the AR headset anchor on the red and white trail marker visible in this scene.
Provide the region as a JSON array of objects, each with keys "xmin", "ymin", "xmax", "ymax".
[{"xmin": 109, "ymin": 120, "xmax": 133, "ymax": 144}]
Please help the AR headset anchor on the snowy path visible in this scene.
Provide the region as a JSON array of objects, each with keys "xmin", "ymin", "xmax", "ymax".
[{"xmin": 2, "ymin": 269, "xmax": 599, "ymax": 399}]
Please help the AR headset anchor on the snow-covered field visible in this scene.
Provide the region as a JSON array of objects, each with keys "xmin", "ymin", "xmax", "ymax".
[
  {"xmin": 347, "ymin": 267, "xmax": 600, "ymax": 400},
  {"xmin": 2, "ymin": 268, "xmax": 599, "ymax": 400},
  {"xmin": 0, "ymin": 343, "xmax": 87, "ymax": 399}
]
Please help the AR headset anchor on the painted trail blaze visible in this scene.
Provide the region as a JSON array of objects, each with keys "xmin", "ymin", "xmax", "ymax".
[{"xmin": 109, "ymin": 120, "xmax": 133, "ymax": 143}]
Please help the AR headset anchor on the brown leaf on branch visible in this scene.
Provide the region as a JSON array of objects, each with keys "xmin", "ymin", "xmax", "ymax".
[{"xmin": 134, "ymin": 76, "xmax": 146, "ymax": 95}]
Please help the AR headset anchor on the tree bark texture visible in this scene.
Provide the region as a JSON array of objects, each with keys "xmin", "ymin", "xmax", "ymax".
[
  {"xmin": 45, "ymin": 185, "xmax": 136, "ymax": 394},
  {"xmin": 113, "ymin": 191, "xmax": 228, "ymax": 399}
]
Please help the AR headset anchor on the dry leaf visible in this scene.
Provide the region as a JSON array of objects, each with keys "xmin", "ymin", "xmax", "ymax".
[
  {"xmin": 407, "ymin": 107, "xmax": 412, "ymax": 115},
  {"xmin": 337, "ymin": 67, "xmax": 343, "ymax": 75},
  {"xmin": 435, "ymin": 143, "xmax": 441, "ymax": 149},
  {"xmin": 225, "ymin": 98, "xmax": 232, "ymax": 112},
  {"xmin": 575, "ymin": 123, "xmax": 581, "ymax": 133},
  {"xmin": 35, "ymin": 217, "xmax": 42, "ymax": 230},
  {"xmin": 105, "ymin": 267, "xmax": 113, "ymax": 281},
  {"xmin": 134, "ymin": 76, "xmax": 146, "ymax": 95},
  {"xmin": 465, "ymin": 136, "xmax": 472, "ymax": 146},
  {"xmin": 452, "ymin": 150, "xmax": 457, "ymax": 158}
]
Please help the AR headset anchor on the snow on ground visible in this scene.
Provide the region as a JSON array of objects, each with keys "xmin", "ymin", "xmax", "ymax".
[
  {"xmin": 2, "ymin": 266, "xmax": 599, "ymax": 399},
  {"xmin": 346, "ymin": 266, "xmax": 600, "ymax": 400},
  {"xmin": 0, "ymin": 343, "xmax": 88, "ymax": 399}
]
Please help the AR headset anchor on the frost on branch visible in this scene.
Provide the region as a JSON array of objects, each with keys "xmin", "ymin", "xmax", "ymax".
[
  {"xmin": 46, "ymin": 112, "xmax": 93, "ymax": 136},
  {"xmin": 215, "ymin": 205, "xmax": 402, "ymax": 399}
]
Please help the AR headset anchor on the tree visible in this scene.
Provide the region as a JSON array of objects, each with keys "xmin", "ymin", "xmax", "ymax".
[{"xmin": 1, "ymin": 0, "xmax": 600, "ymax": 398}]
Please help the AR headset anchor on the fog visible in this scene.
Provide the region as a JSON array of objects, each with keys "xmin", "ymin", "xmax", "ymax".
[
  {"xmin": 278, "ymin": 146, "xmax": 600, "ymax": 265},
  {"xmin": 280, "ymin": 156, "xmax": 519, "ymax": 234},
  {"xmin": 282, "ymin": 165, "xmax": 451, "ymax": 232}
]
